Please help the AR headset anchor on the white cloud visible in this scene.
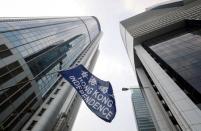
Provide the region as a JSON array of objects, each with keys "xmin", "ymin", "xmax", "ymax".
[{"xmin": 120, "ymin": 0, "xmax": 171, "ymax": 13}]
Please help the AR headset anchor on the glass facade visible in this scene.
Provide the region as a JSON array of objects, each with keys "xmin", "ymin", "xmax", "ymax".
[
  {"xmin": 143, "ymin": 25, "xmax": 201, "ymax": 107},
  {"xmin": 0, "ymin": 17, "xmax": 101, "ymax": 131},
  {"xmin": 132, "ymin": 88, "xmax": 156, "ymax": 131}
]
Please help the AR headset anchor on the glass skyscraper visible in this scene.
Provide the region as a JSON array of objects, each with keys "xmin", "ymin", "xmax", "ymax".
[
  {"xmin": 131, "ymin": 88, "xmax": 156, "ymax": 131},
  {"xmin": 120, "ymin": 0, "xmax": 201, "ymax": 130},
  {"xmin": 0, "ymin": 17, "xmax": 102, "ymax": 131}
]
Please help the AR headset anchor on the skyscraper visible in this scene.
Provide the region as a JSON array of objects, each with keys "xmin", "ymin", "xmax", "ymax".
[
  {"xmin": 131, "ymin": 88, "xmax": 156, "ymax": 131},
  {"xmin": 0, "ymin": 17, "xmax": 102, "ymax": 131},
  {"xmin": 120, "ymin": 0, "xmax": 201, "ymax": 130}
]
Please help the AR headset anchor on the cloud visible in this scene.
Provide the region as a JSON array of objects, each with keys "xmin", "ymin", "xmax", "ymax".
[
  {"xmin": 120, "ymin": 0, "xmax": 170, "ymax": 13},
  {"xmin": 120, "ymin": 0, "xmax": 136, "ymax": 11}
]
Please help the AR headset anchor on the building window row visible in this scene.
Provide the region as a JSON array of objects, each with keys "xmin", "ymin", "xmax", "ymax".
[
  {"xmin": 0, "ymin": 44, "xmax": 12, "ymax": 59},
  {"xmin": 0, "ymin": 77, "xmax": 28, "ymax": 103},
  {"xmin": 0, "ymin": 77, "xmax": 32, "ymax": 113},
  {"xmin": 0, "ymin": 93, "xmax": 37, "ymax": 131},
  {"xmin": 0, "ymin": 61, "xmax": 24, "ymax": 86}
]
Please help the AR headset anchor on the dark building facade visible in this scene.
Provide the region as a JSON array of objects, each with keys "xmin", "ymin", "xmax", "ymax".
[
  {"xmin": 120, "ymin": 0, "xmax": 201, "ymax": 130},
  {"xmin": 0, "ymin": 17, "xmax": 102, "ymax": 131}
]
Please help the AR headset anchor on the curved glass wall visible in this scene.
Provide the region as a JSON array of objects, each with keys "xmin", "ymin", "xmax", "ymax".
[
  {"xmin": 0, "ymin": 17, "xmax": 101, "ymax": 131},
  {"xmin": 82, "ymin": 17, "xmax": 100, "ymax": 41},
  {"xmin": 0, "ymin": 17, "xmax": 100, "ymax": 96}
]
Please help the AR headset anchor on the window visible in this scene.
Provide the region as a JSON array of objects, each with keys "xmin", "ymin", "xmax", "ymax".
[
  {"xmin": 7, "ymin": 61, "xmax": 20, "ymax": 70},
  {"xmin": 27, "ymin": 120, "xmax": 37, "ymax": 130},
  {"xmin": 0, "ymin": 65, "xmax": 9, "ymax": 75},
  {"xmin": 46, "ymin": 97, "xmax": 54, "ymax": 105},
  {"xmin": 0, "ymin": 78, "xmax": 32, "ymax": 113},
  {"xmin": 1, "ymin": 93, "xmax": 36, "ymax": 130},
  {"xmin": 0, "ymin": 44, "xmax": 12, "ymax": 59},
  {"xmin": 60, "ymin": 81, "xmax": 65, "ymax": 86},
  {"xmin": 54, "ymin": 89, "xmax": 60, "ymax": 95},
  {"xmin": 0, "ymin": 61, "xmax": 24, "ymax": 86},
  {"xmin": 0, "ymin": 73, "xmax": 12, "ymax": 85},
  {"xmin": 0, "ymin": 77, "xmax": 29, "ymax": 103},
  {"xmin": 38, "ymin": 108, "xmax": 46, "ymax": 116}
]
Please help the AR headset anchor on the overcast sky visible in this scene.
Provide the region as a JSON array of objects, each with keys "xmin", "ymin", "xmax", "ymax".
[{"xmin": 0, "ymin": 0, "xmax": 168, "ymax": 130}]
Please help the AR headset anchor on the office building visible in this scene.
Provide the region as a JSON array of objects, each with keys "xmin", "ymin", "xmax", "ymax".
[
  {"xmin": 120, "ymin": 0, "xmax": 201, "ymax": 130},
  {"xmin": 0, "ymin": 17, "xmax": 102, "ymax": 131},
  {"xmin": 131, "ymin": 88, "xmax": 156, "ymax": 131}
]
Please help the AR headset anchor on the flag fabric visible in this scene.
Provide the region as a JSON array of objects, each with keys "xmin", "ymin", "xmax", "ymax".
[{"xmin": 59, "ymin": 65, "xmax": 116, "ymax": 122}]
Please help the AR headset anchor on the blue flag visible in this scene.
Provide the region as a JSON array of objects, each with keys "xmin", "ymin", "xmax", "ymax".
[{"xmin": 59, "ymin": 65, "xmax": 116, "ymax": 122}]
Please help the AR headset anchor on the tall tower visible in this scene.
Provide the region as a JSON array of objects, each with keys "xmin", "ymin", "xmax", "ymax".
[
  {"xmin": 0, "ymin": 17, "xmax": 102, "ymax": 131},
  {"xmin": 131, "ymin": 88, "xmax": 156, "ymax": 131},
  {"xmin": 120, "ymin": 0, "xmax": 201, "ymax": 130}
]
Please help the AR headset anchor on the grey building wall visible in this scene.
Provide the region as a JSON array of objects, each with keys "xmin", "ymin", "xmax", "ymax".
[{"xmin": 120, "ymin": 0, "xmax": 201, "ymax": 130}]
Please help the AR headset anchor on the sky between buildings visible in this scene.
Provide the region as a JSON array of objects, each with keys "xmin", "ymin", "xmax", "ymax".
[{"xmin": 0, "ymin": 0, "xmax": 169, "ymax": 130}]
